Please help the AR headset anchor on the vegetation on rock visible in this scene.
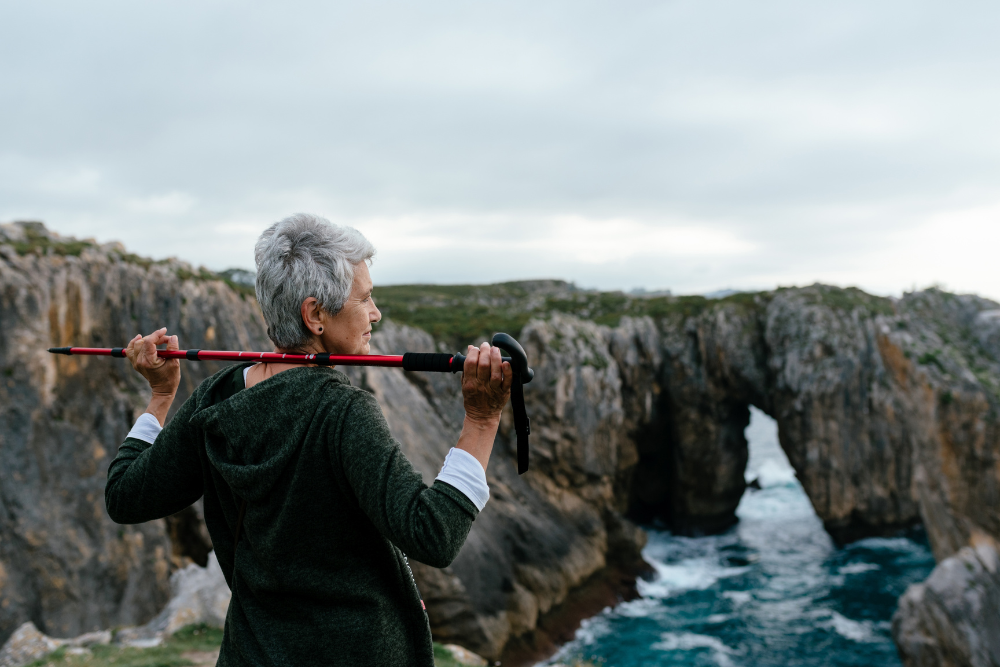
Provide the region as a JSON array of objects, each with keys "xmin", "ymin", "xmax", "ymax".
[
  {"xmin": 21, "ymin": 625, "xmax": 476, "ymax": 667},
  {"xmin": 26, "ymin": 625, "xmax": 223, "ymax": 667},
  {"xmin": 372, "ymin": 280, "xmax": 765, "ymax": 350}
]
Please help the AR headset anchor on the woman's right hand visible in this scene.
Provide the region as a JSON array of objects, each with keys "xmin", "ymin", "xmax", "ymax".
[
  {"xmin": 456, "ymin": 342, "xmax": 513, "ymax": 471},
  {"xmin": 125, "ymin": 328, "xmax": 181, "ymax": 425},
  {"xmin": 461, "ymin": 342, "xmax": 513, "ymax": 425}
]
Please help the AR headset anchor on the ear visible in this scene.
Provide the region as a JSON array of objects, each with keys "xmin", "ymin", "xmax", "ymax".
[{"xmin": 300, "ymin": 297, "xmax": 325, "ymax": 336}]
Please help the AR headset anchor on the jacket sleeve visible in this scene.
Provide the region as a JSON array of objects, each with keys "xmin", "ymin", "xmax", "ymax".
[
  {"xmin": 105, "ymin": 391, "xmax": 205, "ymax": 524},
  {"xmin": 333, "ymin": 389, "xmax": 479, "ymax": 568}
]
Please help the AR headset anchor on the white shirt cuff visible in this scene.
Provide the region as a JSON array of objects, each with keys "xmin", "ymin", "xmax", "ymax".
[
  {"xmin": 127, "ymin": 412, "xmax": 162, "ymax": 444},
  {"xmin": 436, "ymin": 448, "xmax": 490, "ymax": 511}
]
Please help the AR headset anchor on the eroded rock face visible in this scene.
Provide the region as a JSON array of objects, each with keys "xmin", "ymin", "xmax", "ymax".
[
  {"xmin": 0, "ymin": 223, "xmax": 269, "ymax": 644},
  {"xmin": 620, "ymin": 286, "xmax": 999, "ymax": 558},
  {"xmin": 892, "ymin": 540, "xmax": 1000, "ymax": 667}
]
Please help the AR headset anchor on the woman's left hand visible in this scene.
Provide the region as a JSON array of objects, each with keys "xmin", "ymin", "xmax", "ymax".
[{"xmin": 126, "ymin": 328, "xmax": 181, "ymax": 425}]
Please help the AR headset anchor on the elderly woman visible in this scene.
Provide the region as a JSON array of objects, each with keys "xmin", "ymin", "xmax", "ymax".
[{"xmin": 105, "ymin": 213, "xmax": 511, "ymax": 667}]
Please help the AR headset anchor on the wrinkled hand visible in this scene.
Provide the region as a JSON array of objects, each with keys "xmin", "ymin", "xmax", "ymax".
[
  {"xmin": 461, "ymin": 342, "xmax": 513, "ymax": 425},
  {"xmin": 125, "ymin": 328, "xmax": 180, "ymax": 398}
]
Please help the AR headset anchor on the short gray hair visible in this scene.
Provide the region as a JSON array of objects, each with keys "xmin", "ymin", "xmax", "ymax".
[{"xmin": 255, "ymin": 213, "xmax": 376, "ymax": 349}]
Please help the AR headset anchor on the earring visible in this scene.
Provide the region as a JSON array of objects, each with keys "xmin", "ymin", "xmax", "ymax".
[{"xmin": 319, "ymin": 327, "xmax": 323, "ymax": 332}]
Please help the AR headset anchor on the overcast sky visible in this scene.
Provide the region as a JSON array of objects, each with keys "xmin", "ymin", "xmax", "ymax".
[{"xmin": 2, "ymin": 1, "xmax": 999, "ymax": 299}]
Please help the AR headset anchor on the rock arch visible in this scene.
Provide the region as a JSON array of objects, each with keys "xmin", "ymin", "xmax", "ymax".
[{"xmin": 612, "ymin": 286, "xmax": 998, "ymax": 556}]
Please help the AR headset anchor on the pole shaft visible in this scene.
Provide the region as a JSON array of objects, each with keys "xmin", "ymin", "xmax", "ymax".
[{"xmin": 55, "ymin": 347, "xmax": 406, "ymax": 367}]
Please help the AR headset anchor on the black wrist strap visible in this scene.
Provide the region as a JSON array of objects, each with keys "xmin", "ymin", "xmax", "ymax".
[{"xmin": 511, "ymin": 376, "xmax": 530, "ymax": 474}]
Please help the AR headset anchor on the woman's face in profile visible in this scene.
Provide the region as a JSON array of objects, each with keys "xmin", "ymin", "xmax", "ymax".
[{"xmin": 323, "ymin": 262, "xmax": 381, "ymax": 355}]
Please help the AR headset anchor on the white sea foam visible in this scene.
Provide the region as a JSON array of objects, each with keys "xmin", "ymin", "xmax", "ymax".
[
  {"xmin": 569, "ymin": 615, "xmax": 611, "ymax": 646},
  {"xmin": 722, "ymin": 590, "xmax": 752, "ymax": 604},
  {"xmin": 637, "ymin": 558, "xmax": 748, "ymax": 599},
  {"xmin": 837, "ymin": 562, "xmax": 880, "ymax": 575},
  {"xmin": 750, "ymin": 458, "xmax": 799, "ymax": 488},
  {"xmin": 736, "ymin": 486, "xmax": 817, "ymax": 521},
  {"xmin": 539, "ymin": 615, "xmax": 613, "ymax": 665},
  {"xmin": 651, "ymin": 632, "xmax": 739, "ymax": 667},
  {"xmin": 613, "ymin": 596, "xmax": 663, "ymax": 618},
  {"xmin": 537, "ymin": 407, "xmax": 934, "ymax": 666},
  {"xmin": 849, "ymin": 536, "xmax": 919, "ymax": 552},
  {"xmin": 828, "ymin": 611, "xmax": 878, "ymax": 643}
]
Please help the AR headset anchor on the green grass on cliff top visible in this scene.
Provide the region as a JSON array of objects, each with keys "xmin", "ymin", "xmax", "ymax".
[
  {"xmin": 371, "ymin": 282, "xmax": 899, "ymax": 350},
  {"xmin": 9, "ymin": 223, "xmax": 95, "ymax": 258},
  {"xmin": 371, "ymin": 281, "xmax": 746, "ymax": 350},
  {"xmin": 27, "ymin": 625, "xmax": 222, "ymax": 667},
  {"xmin": 27, "ymin": 625, "xmax": 479, "ymax": 667}
]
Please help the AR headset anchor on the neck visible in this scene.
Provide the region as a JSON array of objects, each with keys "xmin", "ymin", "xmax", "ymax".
[{"xmin": 274, "ymin": 336, "xmax": 326, "ymax": 356}]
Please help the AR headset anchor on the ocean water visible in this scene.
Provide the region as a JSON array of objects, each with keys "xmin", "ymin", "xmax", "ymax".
[{"xmin": 543, "ymin": 407, "xmax": 935, "ymax": 667}]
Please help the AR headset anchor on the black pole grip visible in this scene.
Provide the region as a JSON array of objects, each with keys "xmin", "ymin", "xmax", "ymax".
[
  {"xmin": 414, "ymin": 332, "xmax": 534, "ymax": 475},
  {"xmin": 402, "ymin": 352, "xmax": 456, "ymax": 373},
  {"xmin": 490, "ymin": 333, "xmax": 533, "ymax": 384},
  {"xmin": 447, "ymin": 354, "xmax": 516, "ymax": 372}
]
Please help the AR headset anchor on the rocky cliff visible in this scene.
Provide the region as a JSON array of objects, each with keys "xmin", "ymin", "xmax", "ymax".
[
  {"xmin": 892, "ymin": 538, "xmax": 1000, "ymax": 667},
  {"xmin": 0, "ymin": 222, "xmax": 270, "ymax": 644},
  {"xmin": 3, "ymin": 222, "xmax": 999, "ymax": 666},
  {"xmin": 374, "ymin": 279, "xmax": 1000, "ymax": 664},
  {"xmin": 0, "ymin": 224, "xmax": 649, "ymax": 665},
  {"xmin": 376, "ymin": 281, "xmax": 1000, "ymax": 558}
]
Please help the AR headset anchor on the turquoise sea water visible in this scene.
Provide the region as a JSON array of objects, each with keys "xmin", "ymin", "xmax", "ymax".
[{"xmin": 543, "ymin": 408, "xmax": 936, "ymax": 667}]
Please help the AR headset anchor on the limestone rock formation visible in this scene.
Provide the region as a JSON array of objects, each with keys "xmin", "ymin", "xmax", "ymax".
[
  {"xmin": 115, "ymin": 551, "xmax": 231, "ymax": 647},
  {"xmin": 603, "ymin": 286, "xmax": 999, "ymax": 556},
  {"xmin": 0, "ymin": 222, "xmax": 269, "ymax": 644},
  {"xmin": 892, "ymin": 540, "xmax": 1000, "ymax": 667},
  {"xmin": 374, "ymin": 281, "xmax": 1000, "ymax": 663},
  {"xmin": 4, "ymin": 223, "xmax": 1000, "ymax": 665},
  {"xmin": 0, "ymin": 622, "xmax": 110, "ymax": 667},
  {"xmin": 0, "ymin": 552, "xmax": 229, "ymax": 666}
]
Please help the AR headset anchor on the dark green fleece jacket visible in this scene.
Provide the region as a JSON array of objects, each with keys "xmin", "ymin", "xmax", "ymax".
[{"xmin": 106, "ymin": 364, "xmax": 478, "ymax": 667}]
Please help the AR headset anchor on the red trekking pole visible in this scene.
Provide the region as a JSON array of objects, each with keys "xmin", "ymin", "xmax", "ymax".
[{"xmin": 49, "ymin": 333, "xmax": 533, "ymax": 474}]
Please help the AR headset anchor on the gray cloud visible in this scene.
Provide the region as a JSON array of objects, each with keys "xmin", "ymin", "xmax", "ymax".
[{"xmin": 2, "ymin": 0, "xmax": 999, "ymax": 297}]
